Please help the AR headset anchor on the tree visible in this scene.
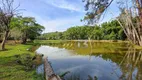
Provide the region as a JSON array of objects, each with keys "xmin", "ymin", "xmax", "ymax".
[
  {"xmin": 92, "ymin": 26, "xmax": 102, "ymax": 40},
  {"xmin": 83, "ymin": 0, "xmax": 142, "ymax": 46},
  {"xmin": 82, "ymin": 0, "xmax": 114, "ymax": 24},
  {"xmin": 0, "ymin": 26, "xmax": 4, "ymax": 42},
  {"xmin": 9, "ymin": 16, "xmax": 44, "ymax": 44},
  {"xmin": 19, "ymin": 17, "xmax": 44, "ymax": 44},
  {"xmin": 9, "ymin": 17, "xmax": 22, "ymax": 43},
  {"xmin": 10, "ymin": 28, "xmax": 22, "ymax": 43},
  {"xmin": 0, "ymin": 0, "xmax": 19, "ymax": 50}
]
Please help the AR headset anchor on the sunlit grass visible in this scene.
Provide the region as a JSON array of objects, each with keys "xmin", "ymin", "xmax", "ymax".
[
  {"xmin": 0, "ymin": 44, "xmax": 43, "ymax": 80},
  {"xmin": 0, "ymin": 44, "xmax": 34, "ymax": 57}
]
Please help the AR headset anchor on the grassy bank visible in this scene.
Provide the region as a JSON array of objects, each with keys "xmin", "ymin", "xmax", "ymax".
[{"xmin": 0, "ymin": 43, "xmax": 44, "ymax": 80}]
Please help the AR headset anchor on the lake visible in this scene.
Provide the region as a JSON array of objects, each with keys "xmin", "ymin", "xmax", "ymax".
[{"xmin": 36, "ymin": 41, "xmax": 142, "ymax": 80}]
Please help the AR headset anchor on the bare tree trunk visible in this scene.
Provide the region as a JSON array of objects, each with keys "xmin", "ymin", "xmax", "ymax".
[
  {"xmin": 0, "ymin": 0, "xmax": 20, "ymax": 49},
  {"xmin": 1, "ymin": 30, "xmax": 9, "ymax": 50}
]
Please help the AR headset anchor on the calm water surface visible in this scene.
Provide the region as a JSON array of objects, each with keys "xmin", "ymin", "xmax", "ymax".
[{"xmin": 36, "ymin": 42, "xmax": 142, "ymax": 80}]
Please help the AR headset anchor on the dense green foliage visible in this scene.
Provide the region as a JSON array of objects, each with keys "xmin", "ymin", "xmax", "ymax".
[
  {"xmin": 8, "ymin": 16, "xmax": 45, "ymax": 44},
  {"xmin": 38, "ymin": 20, "xmax": 126, "ymax": 40}
]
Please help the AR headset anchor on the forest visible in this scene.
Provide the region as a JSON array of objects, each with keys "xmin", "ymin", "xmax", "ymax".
[{"xmin": 38, "ymin": 20, "xmax": 126, "ymax": 40}]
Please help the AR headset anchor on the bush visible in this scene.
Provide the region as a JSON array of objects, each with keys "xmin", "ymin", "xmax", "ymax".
[{"xmin": 15, "ymin": 54, "xmax": 42, "ymax": 71}]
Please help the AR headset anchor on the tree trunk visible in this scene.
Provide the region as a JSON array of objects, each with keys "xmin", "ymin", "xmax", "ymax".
[
  {"xmin": 21, "ymin": 33, "xmax": 27, "ymax": 44},
  {"xmin": 21, "ymin": 37, "xmax": 27, "ymax": 44},
  {"xmin": 1, "ymin": 30, "xmax": 9, "ymax": 50},
  {"xmin": 138, "ymin": 7, "xmax": 142, "ymax": 46}
]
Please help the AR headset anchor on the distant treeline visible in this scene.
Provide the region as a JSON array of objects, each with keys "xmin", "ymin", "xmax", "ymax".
[{"xmin": 38, "ymin": 20, "xmax": 127, "ymax": 40}]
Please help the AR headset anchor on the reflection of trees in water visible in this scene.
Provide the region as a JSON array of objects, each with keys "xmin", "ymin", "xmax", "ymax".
[
  {"xmin": 86, "ymin": 46, "xmax": 142, "ymax": 80},
  {"xmin": 114, "ymin": 47, "xmax": 142, "ymax": 80},
  {"xmin": 45, "ymin": 42, "xmax": 142, "ymax": 80},
  {"xmin": 46, "ymin": 41, "xmax": 130, "ymax": 54}
]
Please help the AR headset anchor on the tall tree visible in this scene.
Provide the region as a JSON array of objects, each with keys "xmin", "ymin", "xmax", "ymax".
[
  {"xmin": 19, "ymin": 17, "xmax": 44, "ymax": 44},
  {"xmin": 0, "ymin": 0, "xmax": 19, "ymax": 50},
  {"xmin": 83, "ymin": 0, "xmax": 114, "ymax": 24}
]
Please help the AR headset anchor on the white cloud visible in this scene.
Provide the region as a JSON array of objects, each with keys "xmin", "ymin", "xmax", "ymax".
[
  {"xmin": 41, "ymin": 17, "xmax": 83, "ymax": 33},
  {"xmin": 43, "ymin": 0, "xmax": 84, "ymax": 12},
  {"xmin": 22, "ymin": 11, "xmax": 83, "ymax": 33},
  {"xmin": 14, "ymin": 0, "xmax": 85, "ymax": 33}
]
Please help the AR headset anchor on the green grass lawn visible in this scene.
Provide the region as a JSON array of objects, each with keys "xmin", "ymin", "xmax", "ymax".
[
  {"xmin": 0, "ymin": 44, "xmax": 44, "ymax": 80},
  {"xmin": 0, "ymin": 44, "xmax": 33, "ymax": 57}
]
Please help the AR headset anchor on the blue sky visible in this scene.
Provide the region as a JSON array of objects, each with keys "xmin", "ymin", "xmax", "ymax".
[{"xmin": 14, "ymin": 0, "xmax": 120, "ymax": 33}]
